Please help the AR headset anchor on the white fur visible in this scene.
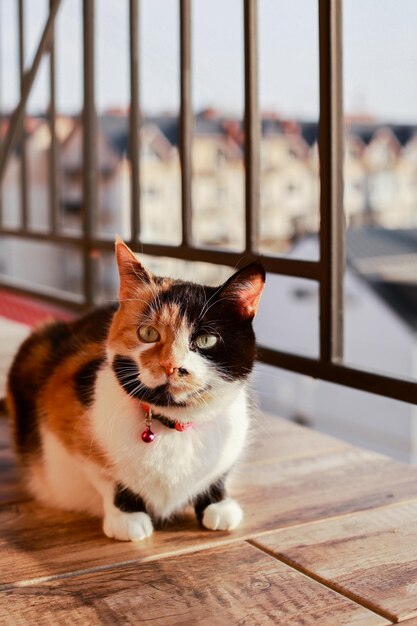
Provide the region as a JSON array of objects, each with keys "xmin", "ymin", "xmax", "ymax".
[
  {"xmin": 28, "ymin": 428, "xmax": 103, "ymax": 517},
  {"xmin": 36, "ymin": 357, "xmax": 249, "ymax": 539},
  {"xmin": 91, "ymin": 364, "xmax": 249, "ymax": 520},
  {"xmin": 103, "ymin": 511, "xmax": 153, "ymax": 541},
  {"xmin": 202, "ymin": 498, "xmax": 243, "ymax": 531}
]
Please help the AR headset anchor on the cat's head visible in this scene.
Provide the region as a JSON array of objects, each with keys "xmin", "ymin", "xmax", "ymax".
[{"xmin": 108, "ymin": 239, "xmax": 265, "ymax": 412}]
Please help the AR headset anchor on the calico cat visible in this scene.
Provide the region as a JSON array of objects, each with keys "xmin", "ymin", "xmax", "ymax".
[{"xmin": 6, "ymin": 239, "xmax": 265, "ymax": 541}]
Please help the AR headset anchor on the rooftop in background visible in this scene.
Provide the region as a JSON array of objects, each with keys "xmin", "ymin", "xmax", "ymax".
[
  {"xmin": 4, "ymin": 109, "xmax": 417, "ymax": 156},
  {"xmin": 347, "ymin": 228, "xmax": 417, "ymax": 333}
]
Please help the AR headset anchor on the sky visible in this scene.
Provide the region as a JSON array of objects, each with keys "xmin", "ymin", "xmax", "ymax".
[{"xmin": 1, "ymin": 0, "xmax": 417, "ymax": 123}]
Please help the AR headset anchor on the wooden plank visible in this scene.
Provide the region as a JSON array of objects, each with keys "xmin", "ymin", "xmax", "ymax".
[
  {"xmin": 0, "ymin": 542, "xmax": 389, "ymax": 625},
  {"xmin": 252, "ymin": 501, "xmax": 417, "ymax": 623},
  {"xmin": 0, "ymin": 417, "xmax": 11, "ymax": 448},
  {"xmin": 243, "ymin": 415, "xmax": 350, "ymax": 464},
  {"xmin": 0, "ymin": 448, "xmax": 417, "ymax": 586},
  {"xmin": 0, "ymin": 419, "xmax": 27, "ymax": 505},
  {"xmin": 236, "ymin": 448, "xmax": 417, "ymax": 532},
  {"xmin": 0, "ymin": 447, "xmax": 25, "ymax": 505}
]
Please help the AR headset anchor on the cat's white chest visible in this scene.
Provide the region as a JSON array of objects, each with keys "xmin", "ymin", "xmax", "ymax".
[{"xmin": 91, "ymin": 366, "xmax": 249, "ymax": 518}]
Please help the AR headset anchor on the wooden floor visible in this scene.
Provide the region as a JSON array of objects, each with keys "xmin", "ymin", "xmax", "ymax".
[{"xmin": 2, "ymin": 319, "xmax": 417, "ymax": 624}]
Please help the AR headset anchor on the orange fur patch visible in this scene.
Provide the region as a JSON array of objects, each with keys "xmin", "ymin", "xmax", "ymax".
[
  {"xmin": 108, "ymin": 286, "xmax": 197, "ymax": 392},
  {"xmin": 139, "ymin": 302, "xmax": 191, "ymax": 377},
  {"xmin": 38, "ymin": 344, "xmax": 109, "ymax": 467},
  {"xmin": 108, "ymin": 281, "xmax": 164, "ymax": 355}
]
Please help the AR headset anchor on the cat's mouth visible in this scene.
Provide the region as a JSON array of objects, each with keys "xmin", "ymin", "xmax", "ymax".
[
  {"xmin": 113, "ymin": 355, "xmax": 211, "ymax": 407},
  {"xmin": 168, "ymin": 379, "xmax": 203, "ymax": 394},
  {"xmin": 168, "ymin": 383, "xmax": 211, "ymax": 403}
]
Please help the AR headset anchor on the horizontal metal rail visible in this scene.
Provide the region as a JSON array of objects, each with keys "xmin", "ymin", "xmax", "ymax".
[
  {"xmin": 0, "ymin": 229, "xmax": 320, "ymax": 279},
  {"xmin": 0, "ymin": 274, "xmax": 84, "ymax": 309},
  {"xmin": 258, "ymin": 346, "xmax": 417, "ymax": 405}
]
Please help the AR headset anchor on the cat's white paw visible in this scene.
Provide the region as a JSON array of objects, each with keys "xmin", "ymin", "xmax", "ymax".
[
  {"xmin": 202, "ymin": 498, "xmax": 243, "ymax": 531},
  {"xmin": 103, "ymin": 511, "xmax": 153, "ymax": 542}
]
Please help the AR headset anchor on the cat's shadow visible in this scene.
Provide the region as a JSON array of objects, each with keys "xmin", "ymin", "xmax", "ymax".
[
  {"xmin": 1, "ymin": 497, "xmax": 214, "ymax": 583},
  {"xmin": 1, "ymin": 490, "xmax": 235, "ymax": 622}
]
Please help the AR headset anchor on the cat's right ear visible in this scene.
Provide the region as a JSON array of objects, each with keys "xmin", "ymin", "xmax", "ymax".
[
  {"xmin": 115, "ymin": 236, "xmax": 153, "ymax": 301},
  {"xmin": 219, "ymin": 262, "xmax": 265, "ymax": 320}
]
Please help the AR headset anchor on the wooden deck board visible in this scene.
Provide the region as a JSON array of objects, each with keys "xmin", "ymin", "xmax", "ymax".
[
  {"xmin": 242, "ymin": 413, "xmax": 350, "ymax": 464},
  {"xmin": 0, "ymin": 418, "xmax": 27, "ymax": 506},
  {"xmin": 0, "ymin": 542, "xmax": 390, "ymax": 626},
  {"xmin": 252, "ymin": 501, "xmax": 417, "ymax": 622},
  {"xmin": 0, "ymin": 446, "xmax": 417, "ymax": 588},
  {"xmin": 0, "ymin": 316, "xmax": 416, "ymax": 623},
  {"xmin": 236, "ymin": 448, "xmax": 417, "ymax": 531},
  {"xmin": 0, "ymin": 447, "xmax": 24, "ymax": 505}
]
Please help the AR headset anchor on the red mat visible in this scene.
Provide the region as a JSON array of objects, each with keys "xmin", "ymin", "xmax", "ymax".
[{"xmin": 0, "ymin": 291, "xmax": 75, "ymax": 328}]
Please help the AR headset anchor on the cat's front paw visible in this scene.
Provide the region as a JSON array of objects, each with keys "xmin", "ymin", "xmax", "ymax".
[
  {"xmin": 202, "ymin": 498, "xmax": 243, "ymax": 531},
  {"xmin": 103, "ymin": 511, "xmax": 153, "ymax": 542}
]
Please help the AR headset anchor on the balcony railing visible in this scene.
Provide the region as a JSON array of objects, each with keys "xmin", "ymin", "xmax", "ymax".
[{"xmin": 0, "ymin": 0, "xmax": 416, "ymax": 406}]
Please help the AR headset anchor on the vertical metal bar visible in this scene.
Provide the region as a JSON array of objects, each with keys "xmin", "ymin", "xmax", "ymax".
[
  {"xmin": 18, "ymin": 0, "xmax": 28, "ymax": 230},
  {"xmin": 318, "ymin": 0, "xmax": 344, "ymax": 363},
  {"xmin": 129, "ymin": 0, "xmax": 140, "ymax": 242},
  {"xmin": 82, "ymin": 0, "xmax": 97, "ymax": 308},
  {"xmin": 0, "ymin": 0, "xmax": 61, "ymax": 186},
  {"xmin": 179, "ymin": 0, "xmax": 192, "ymax": 246},
  {"xmin": 243, "ymin": 0, "xmax": 260, "ymax": 254},
  {"xmin": 48, "ymin": 0, "xmax": 58, "ymax": 234}
]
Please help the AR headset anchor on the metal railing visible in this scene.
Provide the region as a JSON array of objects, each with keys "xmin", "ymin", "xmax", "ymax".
[{"xmin": 0, "ymin": 0, "xmax": 416, "ymax": 405}]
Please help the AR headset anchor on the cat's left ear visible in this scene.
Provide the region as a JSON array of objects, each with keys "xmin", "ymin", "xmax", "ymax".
[
  {"xmin": 219, "ymin": 262, "xmax": 265, "ymax": 319},
  {"xmin": 115, "ymin": 236, "xmax": 153, "ymax": 300}
]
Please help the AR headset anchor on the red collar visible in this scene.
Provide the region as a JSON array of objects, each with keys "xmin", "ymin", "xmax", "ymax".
[{"xmin": 140, "ymin": 402, "xmax": 193, "ymax": 439}]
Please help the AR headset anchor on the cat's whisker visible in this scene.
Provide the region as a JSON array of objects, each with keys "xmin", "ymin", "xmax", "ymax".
[
  {"xmin": 197, "ymin": 292, "xmax": 243, "ymax": 319},
  {"xmin": 197, "ymin": 282, "xmax": 226, "ymax": 321}
]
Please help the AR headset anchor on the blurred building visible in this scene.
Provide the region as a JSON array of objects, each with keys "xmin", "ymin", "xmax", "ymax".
[{"xmin": 1, "ymin": 108, "xmax": 417, "ymax": 298}]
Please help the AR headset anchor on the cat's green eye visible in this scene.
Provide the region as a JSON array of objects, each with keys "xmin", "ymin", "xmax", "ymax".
[
  {"xmin": 195, "ymin": 334, "xmax": 218, "ymax": 350},
  {"xmin": 138, "ymin": 325, "xmax": 160, "ymax": 343}
]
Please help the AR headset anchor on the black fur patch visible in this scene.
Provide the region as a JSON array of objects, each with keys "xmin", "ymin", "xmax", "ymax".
[
  {"xmin": 112, "ymin": 355, "xmax": 187, "ymax": 407},
  {"xmin": 194, "ymin": 476, "xmax": 226, "ymax": 523},
  {"xmin": 8, "ymin": 304, "xmax": 117, "ymax": 457},
  {"xmin": 7, "ymin": 331, "xmax": 46, "ymax": 456},
  {"xmin": 114, "ymin": 483, "xmax": 147, "ymax": 514},
  {"xmin": 74, "ymin": 357, "xmax": 106, "ymax": 407}
]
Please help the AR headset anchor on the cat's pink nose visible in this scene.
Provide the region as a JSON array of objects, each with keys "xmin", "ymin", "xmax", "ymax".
[{"xmin": 161, "ymin": 362, "xmax": 176, "ymax": 377}]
